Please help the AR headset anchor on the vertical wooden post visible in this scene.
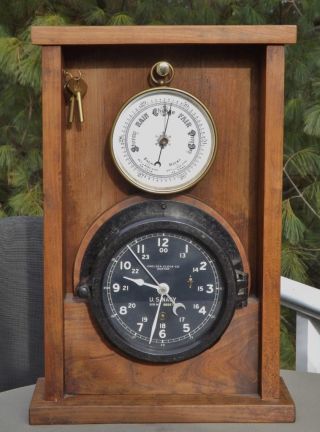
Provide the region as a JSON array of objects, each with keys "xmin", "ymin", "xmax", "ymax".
[
  {"xmin": 42, "ymin": 46, "xmax": 64, "ymax": 401},
  {"xmin": 260, "ymin": 45, "xmax": 285, "ymax": 400}
]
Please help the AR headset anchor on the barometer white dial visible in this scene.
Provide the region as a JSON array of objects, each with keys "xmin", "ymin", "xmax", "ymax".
[{"xmin": 111, "ymin": 87, "xmax": 217, "ymax": 193}]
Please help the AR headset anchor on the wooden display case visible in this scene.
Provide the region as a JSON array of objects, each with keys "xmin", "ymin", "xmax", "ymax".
[{"xmin": 30, "ymin": 25, "xmax": 297, "ymax": 424}]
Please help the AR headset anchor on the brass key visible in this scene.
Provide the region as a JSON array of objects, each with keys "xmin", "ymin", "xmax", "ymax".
[
  {"xmin": 67, "ymin": 77, "xmax": 87, "ymax": 123},
  {"xmin": 64, "ymin": 82, "xmax": 75, "ymax": 124}
]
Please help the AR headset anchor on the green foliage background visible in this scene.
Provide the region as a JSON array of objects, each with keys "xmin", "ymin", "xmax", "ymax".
[{"xmin": 1, "ymin": 0, "xmax": 320, "ymax": 368}]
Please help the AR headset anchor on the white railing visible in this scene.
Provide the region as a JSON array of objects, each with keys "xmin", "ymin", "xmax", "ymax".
[{"xmin": 281, "ymin": 276, "xmax": 320, "ymax": 373}]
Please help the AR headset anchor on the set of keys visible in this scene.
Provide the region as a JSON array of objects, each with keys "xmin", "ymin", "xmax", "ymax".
[{"xmin": 63, "ymin": 70, "xmax": 87, "ymax": 124}]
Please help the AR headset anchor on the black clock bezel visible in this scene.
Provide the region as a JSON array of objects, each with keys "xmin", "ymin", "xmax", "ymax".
[{"xmin": 82, "ymin": 200, "xmax": 248, "ymax": 364}]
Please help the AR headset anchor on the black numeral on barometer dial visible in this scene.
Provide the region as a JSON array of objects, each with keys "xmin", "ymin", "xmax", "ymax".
[{"xmin": 79, "ymin": 201, "xmax": 249, "ymax": 363}]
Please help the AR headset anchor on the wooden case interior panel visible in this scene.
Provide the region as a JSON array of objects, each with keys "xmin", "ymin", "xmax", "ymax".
[
  {"xmin": 61, "ymin": 44, "xmax": 261, "ymax": 397},
  {"xmin": 62, "ymin": 45, "xmax": 260, "ymax": 295},
  {"xmin": 65, "ymin": 296, "xmax": 259, "ymax": 396}
]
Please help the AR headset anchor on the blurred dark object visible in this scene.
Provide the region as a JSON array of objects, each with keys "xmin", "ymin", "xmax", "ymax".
[{"xmin": 0, "ymin": 217, "xmax": 43, "ymax": 392}]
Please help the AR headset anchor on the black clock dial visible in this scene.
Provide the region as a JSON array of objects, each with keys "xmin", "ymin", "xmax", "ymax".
[
  {"xmin": 81, "ymin": 200, "xmax": 248, "ymax": 363},
  {"xmin": 102, "ymin": 232, "xmax": 224, "ymax": 356}
]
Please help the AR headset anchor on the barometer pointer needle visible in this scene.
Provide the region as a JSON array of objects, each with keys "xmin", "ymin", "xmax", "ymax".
[
  {"xmin": 163, "ymin": 103, "xmax": 172, "ymax": 135},
  {"xmin": 154, "ymin": 103, "xmax": 172, "ymax": 166},
  {"xmin": 154, "ymin": 146, "xmax": 163, "ymax": 167}
]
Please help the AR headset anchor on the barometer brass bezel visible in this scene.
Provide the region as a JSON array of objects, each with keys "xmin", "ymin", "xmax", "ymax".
[{"xmin": 110, "ymin": 86, "xmax": 217, "ymax": 194}]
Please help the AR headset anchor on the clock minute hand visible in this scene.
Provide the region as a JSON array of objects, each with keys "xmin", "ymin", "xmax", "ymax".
[
  {"xmin": 127, "ymin": 245, "xmax": 160, "ymax": 286},
  {"xmin": 123, "ymin": 277, "xmax": 158, "ymax": 290}
]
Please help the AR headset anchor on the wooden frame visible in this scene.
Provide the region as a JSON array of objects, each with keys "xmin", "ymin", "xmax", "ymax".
[
  {"xmin": 32, "ymin": 25, "xmax": 296, "ymax": 45},
  {"xmin": 30, "ymin": 26, "xmax": 296, "ymax": 424}
]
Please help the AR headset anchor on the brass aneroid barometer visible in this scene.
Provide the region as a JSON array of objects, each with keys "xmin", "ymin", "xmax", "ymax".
[{"xmin": 111, "ymin": 61, "xmax": 217, "ymax": 193}]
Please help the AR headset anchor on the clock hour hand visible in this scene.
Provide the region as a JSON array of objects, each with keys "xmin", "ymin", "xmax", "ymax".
[{"xmin": 123, "ymin": 276, "xmax": 158, "ymax": 290}]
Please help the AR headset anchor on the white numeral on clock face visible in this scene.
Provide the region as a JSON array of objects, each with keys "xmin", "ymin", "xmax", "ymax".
[
  {"xmin": 137, "ymin": 244, "xmax": 145, "ymax": 253},
  {"xmin": 199, "ymin": 306, "xmax": 206, "ymax": 315},
  {"xmin": 119, "ymin": 306, "xmax": 127, "ymax": 315},
  {"xmin": 183, "ymin": 323, "xmax": 190, "ymax": 332},
  {"xmin": 179, "ymin": 244, "xmax": 189, "ymax": 259},
  {"xmin": 113, "ymin": 283, "xmax": 120, "ymax": 292},
  {"xmin": 192, "ymin": 262, "xmax": 208, "ymax": 273},
  {"xmin": 120, "ymin": 261, "xmax": 131, "ymax": 270},
  {"xmin": 158, "ymin": 238, "xmax": 169, "ymax": 247},
  {"xmin": 206, "ymin": 284, "xmax": 214, "ymax": 293},
  {"xmin": 159, "ymin": 329, "xmax": 166, "ymax": 339},
  {"xmin": 200, "ymin": 261, "xmax": 207, "ymax": 271}
]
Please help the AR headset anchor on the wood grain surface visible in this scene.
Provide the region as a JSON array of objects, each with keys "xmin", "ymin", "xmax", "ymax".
[
  {"xmin": 29, "ymin": 377, "xmax": 295, "ymax": 424},
  {"xmin": 31, "ymin": 25, "xmax": 297, "ymax": 45},
  {"xmin": 64, "ymin": 296, "xmax": 258, "ymax": 396},
  {"xmin": 42, "ymin": 46, "xmax": 65, "ymax": 402},
  {"xmin": 259, "ymin": 46, "xmax": 285, "ymax": 400}
]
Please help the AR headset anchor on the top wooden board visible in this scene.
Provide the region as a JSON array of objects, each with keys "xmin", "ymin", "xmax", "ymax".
[{"xmin": 32, "ymin": 25, "xmax": 297, "ymax": 45}]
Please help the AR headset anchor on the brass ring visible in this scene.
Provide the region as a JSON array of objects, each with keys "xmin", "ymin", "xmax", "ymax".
[{"xmin": 150, "ymin": 61, "xmax": 174, "ymax": 86}]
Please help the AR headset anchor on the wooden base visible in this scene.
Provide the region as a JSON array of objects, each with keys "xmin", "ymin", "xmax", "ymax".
[{"xmin": 29, "ymin": 378, "xmax": 295, "ymax": 424}]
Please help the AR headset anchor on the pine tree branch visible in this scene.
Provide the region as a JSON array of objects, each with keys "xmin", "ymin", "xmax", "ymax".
[
  {"xmin": 20, "ymin": 93, "xmax": 33, "ymax": 148},
  {"xmin": 296, "ymin": 247, "xmax": 320, "ymax": 251},
  {"xmin": 287, "ymin": 0, "xmax": 303, "ymax": 18},
  {"xmin": 283, "ymin": 166, "xmax": 320, "ymax": 221}
]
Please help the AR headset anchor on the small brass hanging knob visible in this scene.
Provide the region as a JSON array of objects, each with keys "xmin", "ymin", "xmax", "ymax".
[{"xmin": 150, "ymin": 61, "xmax": 174, "ymax": 86}]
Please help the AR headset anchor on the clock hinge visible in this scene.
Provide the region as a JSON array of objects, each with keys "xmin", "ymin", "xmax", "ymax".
[{"xmin": 235, "ymin": 270, "xmax": 249, "ymax": 309}]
